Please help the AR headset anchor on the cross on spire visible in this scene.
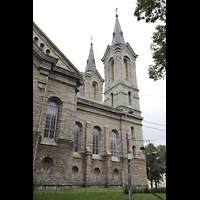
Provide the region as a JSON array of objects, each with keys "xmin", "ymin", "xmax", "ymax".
[
  {"xmin": 115, "ymin": 8, "xmax": 118, "ymax": 16},
  {"xmin": 91, "ymin": 37, "xmax": 93, "ymax": 44}
]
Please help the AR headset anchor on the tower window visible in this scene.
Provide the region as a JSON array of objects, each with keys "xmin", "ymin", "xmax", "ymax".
[
  {"xmin": 128, "ymin": 91, "xmax": 131, "ymax": 105},
  {"xmin": 92, "ymin": 84, "xmax": 95, "ymax": 99},
  {"xmin": 124, "ymin": 59, "xmax": 128, "ymax": 79},
  {"xmin": 131, "ymin": 127, "xmax": 135, "ymax": 138},
  {"xmin": 132, "ymin": 146, "xmax": 136, "ymax": 157},
  {"xmin": 44, "ymin": 101, "xmax": 58, "ymax": 139},
  {"xmin": 112, "ymin": 60, "xmax": 115, "ymax": 80},
  {"xmin": 92, "ymin": 82, "xmax": 98, "ymax": 100},
  {"xmin": 111, "ymin": 93, "xmax": 114, "ymax": 106}
]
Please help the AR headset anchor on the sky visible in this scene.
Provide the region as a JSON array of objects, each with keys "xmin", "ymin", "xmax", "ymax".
[{"xmin": 33, "ymin": 0, "xmax": 166, "ymax": 147}]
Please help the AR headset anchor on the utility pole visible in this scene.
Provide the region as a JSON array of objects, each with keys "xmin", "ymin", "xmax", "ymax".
[
  {"xmin": 126, "ymin": 133, "xmax": 132, "ymax": 200},
  {"xmin": 125, "ymin": 110, "xmax": 133, "ymax": 200}
]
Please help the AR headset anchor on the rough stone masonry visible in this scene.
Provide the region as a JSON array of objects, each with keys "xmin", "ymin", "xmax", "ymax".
[{"xmin": 33, "ymin": 13, "xmax": 148, "ymax": 190}]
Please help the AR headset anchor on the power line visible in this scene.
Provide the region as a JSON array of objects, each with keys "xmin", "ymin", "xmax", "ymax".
[
  {"xmin": 140, "ymin": 95, "xmax": 166, "ymax": 97},
  {"xmin": 155, "ymin": 136, "xmax": 166, "ymax": 141},
  {"xmin": 143, "ymin": 120, "xmax": 166, "ymax": 126},
  {"xmin": 143, "ymin": 125, "xmax": 166, "ymax": 132}
]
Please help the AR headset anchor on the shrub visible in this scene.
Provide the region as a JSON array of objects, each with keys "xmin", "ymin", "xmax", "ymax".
[
  {"xmin": 33, "ymin": 173, "xmax": 41, "ymax": 191},
  {"xmin": 143, "ymin": 187, "xmax": 150, "ymax": 193},
  {"xmin": 132, "ymin": 187, "xmax": 137, "ymax": 193},
  {"xmin": 153, "ymin": 187, "xmax": 158, "ymax": 193},
  {"xmin": 139, "ymin": 188, "xmax": 144, "ymax": 193},
  {"xmin": 123, "ymin": 186, "xmax": 129, "ymax": 194},
  {"xmin": 160, "ymin": 187, "xmax": 166, "ymax": 193},
  {"xmin": 125, "ymin": 186, "xmax": 166, "ymax": 194}
]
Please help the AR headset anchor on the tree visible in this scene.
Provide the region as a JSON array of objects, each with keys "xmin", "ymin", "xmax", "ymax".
[
  {"xmin": 134, "ymin": 0, "xmax": 166, "ymax": 81},
  {"xmin": 145, "ymin": 143, "xmax": 166, "ymax": 188}
]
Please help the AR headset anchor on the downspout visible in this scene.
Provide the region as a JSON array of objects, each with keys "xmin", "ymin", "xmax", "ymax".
[{"xmin": 33, "ymin": 67, "xmax": 49, "ymax": 170}]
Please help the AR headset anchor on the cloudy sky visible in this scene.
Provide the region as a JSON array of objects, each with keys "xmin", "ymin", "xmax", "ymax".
[{"xmin": 33, "ymin": 0, "xmax": 166, "ymax": 146}]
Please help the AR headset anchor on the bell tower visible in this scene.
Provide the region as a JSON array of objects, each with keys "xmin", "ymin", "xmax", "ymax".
[{"xmin": 101, "ymin": 13, "xmax": 141, "ymax": 116}]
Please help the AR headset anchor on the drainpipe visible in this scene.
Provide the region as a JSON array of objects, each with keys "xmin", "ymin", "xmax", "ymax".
[{"xmin": 33, "ymin": 68, "xmax": 49, "ymax": 170}]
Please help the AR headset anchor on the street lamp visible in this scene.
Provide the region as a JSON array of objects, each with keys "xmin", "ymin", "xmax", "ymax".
[{"xmin": 125, "ymin": 110, "xmax": 133, "ymax": 200}]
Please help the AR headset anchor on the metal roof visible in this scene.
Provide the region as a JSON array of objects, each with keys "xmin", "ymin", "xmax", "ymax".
[
  {"xmin": 77, "ymin": 95, "xmax": 119, "ymax": 110},
  {"xmin": 111, "ymin": 15, "xmax": 125, "ymax": 46},
  {"xmin": 85, "ymin": 43, "xmax": 96, "ymax": 73}
]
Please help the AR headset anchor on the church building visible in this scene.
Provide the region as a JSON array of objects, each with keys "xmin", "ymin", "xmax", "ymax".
[{"xmin": 33, "ymin": 12, "xmax": 148, "ymax": 190}]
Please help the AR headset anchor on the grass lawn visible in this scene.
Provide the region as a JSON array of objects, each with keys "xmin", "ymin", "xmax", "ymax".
[{"xmin": 33, "ymin": 187, "xmax": 166, "ymax": 200}]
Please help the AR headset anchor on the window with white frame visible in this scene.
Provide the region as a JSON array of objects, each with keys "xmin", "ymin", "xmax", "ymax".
[
  {"xmin": 74, "ymin": 124, "xmax": 80, "ymax": 152},
  {"xmin": 44, "ymin": 101, "xmax": 58, "ymax": 139},
  {"xmin": 93, "ymin": 128, "xmax": 99, "ymax": 154},
  {"xmin": 111, "ymin": 131, "xmax": 117, "ymax": 157}
]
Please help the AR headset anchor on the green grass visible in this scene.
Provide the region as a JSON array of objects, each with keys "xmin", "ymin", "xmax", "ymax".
[
  {"xmin": 154, "ymin": 193, "xmax": 166, "ymax": 200},
  {"xmin": 33, "ymin": 187, "xmax": 166, "ymax": 200}
]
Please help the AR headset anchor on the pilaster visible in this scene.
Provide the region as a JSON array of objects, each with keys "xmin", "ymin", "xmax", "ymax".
[{"xmin": 85, "ymin": 121, "xmax": 92, "ymax": 153}]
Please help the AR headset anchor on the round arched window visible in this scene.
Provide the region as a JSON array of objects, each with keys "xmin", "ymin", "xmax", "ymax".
[
  {"xmin": 42, "ymin": 157, "xmax": 53, "ymax": 170},
  {"xmin": 94, "ymin": 167, "xmax": 100, "ymax": 175},
  {"xmin": 72, "ymin": 166, "xmax": 79, "ymax": 174}
]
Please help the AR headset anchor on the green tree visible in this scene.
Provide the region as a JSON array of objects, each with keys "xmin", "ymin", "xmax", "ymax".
[
  {"xmin": 145, "ymin": 143, "xmax": 166, "ymax": 188},
  {"xmin": 134, "ymin": 0, "xmax": 166, "ymax": 81}
]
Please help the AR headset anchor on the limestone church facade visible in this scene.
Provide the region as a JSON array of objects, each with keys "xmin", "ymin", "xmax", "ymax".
[{"xmin": 33, "ymin": 13, "xmax": 148, "ymax": 190}]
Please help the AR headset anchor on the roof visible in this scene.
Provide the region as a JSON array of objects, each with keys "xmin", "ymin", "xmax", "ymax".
[
  {"xmin": 77, "ymin": 95, "xmax": 119, "ymax": 110},
  {"xmin": 33, "ymin": 22, "xmax": 83, "ymax": 77},
  {"xmin": 111, "ymin": 15, "xmax": 125, "ymax": 46},
  {"xmin": 85, "ymin": 43, "xmax": 96, "ymax": 73},
  {"xmin": 84, "ymin": 70, "xmax": 104, "ymax": 82}
]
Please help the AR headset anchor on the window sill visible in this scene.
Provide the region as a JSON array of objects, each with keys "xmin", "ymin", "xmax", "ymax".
[
  {"xmin": 92, "ymin": 154, "xmax": 101, "ymax": 160},
  {"xmin": 73, "ymin": 152, "xmax": 82, "ymax": 158},
  {"xmin": 111, "ymin": 156, "xmax": 120, "ymax": 162},
  {"xmin": 40, "ymin": 137, "xmax": 58, "ymax": 146}
]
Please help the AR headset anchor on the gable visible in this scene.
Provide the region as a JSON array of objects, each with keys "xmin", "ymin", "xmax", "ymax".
[
  {"xmin": 123, "ymin": 43, "xmax": 138, "ymax": 59},
  {"xmin": 85, "ymin": 70, "xmax": 104, "ymax": 82},
  {"xmin": 33, "ymin": 22, "xmax": 82, "ymax": 76}
]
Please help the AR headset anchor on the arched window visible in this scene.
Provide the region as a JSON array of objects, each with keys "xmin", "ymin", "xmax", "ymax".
[
  {"xmin": 128, "ymin": 91, "xmax": 131, "ymax": 105},
  {"xmin": 111, "ymin": 131, "xmax": 117, "ymax": 157},
  {"xmin": 92, "ymin": 83, "xmax": 95, "ymax": 99},
  {"xmin": 92, "ymin": 81, "xmax": 98, "ymax": 100},
  {"xmin": 124, "ymin": 59, "xmax": 128, "ymax": 79},
  {"xmin": 111, "ymin": 93, "xmax": 114, "ymax": 106},
  {"xmin": 111, "ymin": 60, "xmax": 115, "ymax": 80},
  {"xmin": 93, "ymin": 127, "xmax": 99, "ymax": 154},
  {"xmin": 44, "ymin": 101, "xmax": 58, "ymax": 139},
  {"xmin": 74, "ymin": 124, "xmax": 80, "ymax": 152},
  {"xmin": 131, "ymin": 127, "xmax": 135, "ymax": 138},
  {"xmin": 132, "ymin": 146, "xmax": 136, "ymax": 157}
]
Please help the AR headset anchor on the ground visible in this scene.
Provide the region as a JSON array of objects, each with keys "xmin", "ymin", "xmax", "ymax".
[{"xmin": 33, "ymin": 187, "xmax": 166, "ymax": 200}]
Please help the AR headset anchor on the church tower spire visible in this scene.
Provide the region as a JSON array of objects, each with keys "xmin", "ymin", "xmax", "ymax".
[
  {"xmin": 79, "ymin": 40, "xmax": 104, "ymax": 101},
  {"xmin": 101, "ymin": 10, "xmax": 141, "ymax": 115},
  {"xmin": 85, "ymin": 39, "xmax": 96, "ymax": 73},
  {"xmin": 111, "ymin": 11, "xmax": 125, "ymax": 47}
]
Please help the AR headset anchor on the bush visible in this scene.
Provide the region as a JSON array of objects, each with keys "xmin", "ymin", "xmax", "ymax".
[
  {"xmin": 124, "ymin": 186, "xmax": 166, "ymax": 194},
  {"xmin": 160, "ymin": 187, "xmax": 166, "ymax": 193},
  {"xmin": 132, "ymin": 187, "xmax": 137, "ymax": 193},
  {"xmin": 152, "ymin": 187, "xmax": 158, "ymax": 193},
  {"xmin": 139, "ymin": 188, "xmax": 144, "ymax": 193},
  {"xmin": 143, "ymin": 187, "xmax": 150, "ymax": 193},
  {"xmin": 150, "ymin": 187, "xmax": 166, "ymax": 193},
  {"xmin": 33, "ymin": 173, "xmax": 41, "ymax": 191},
  {"xmin": 123, "ymin": 186, "xmax": 129, "ymax": 194}
]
